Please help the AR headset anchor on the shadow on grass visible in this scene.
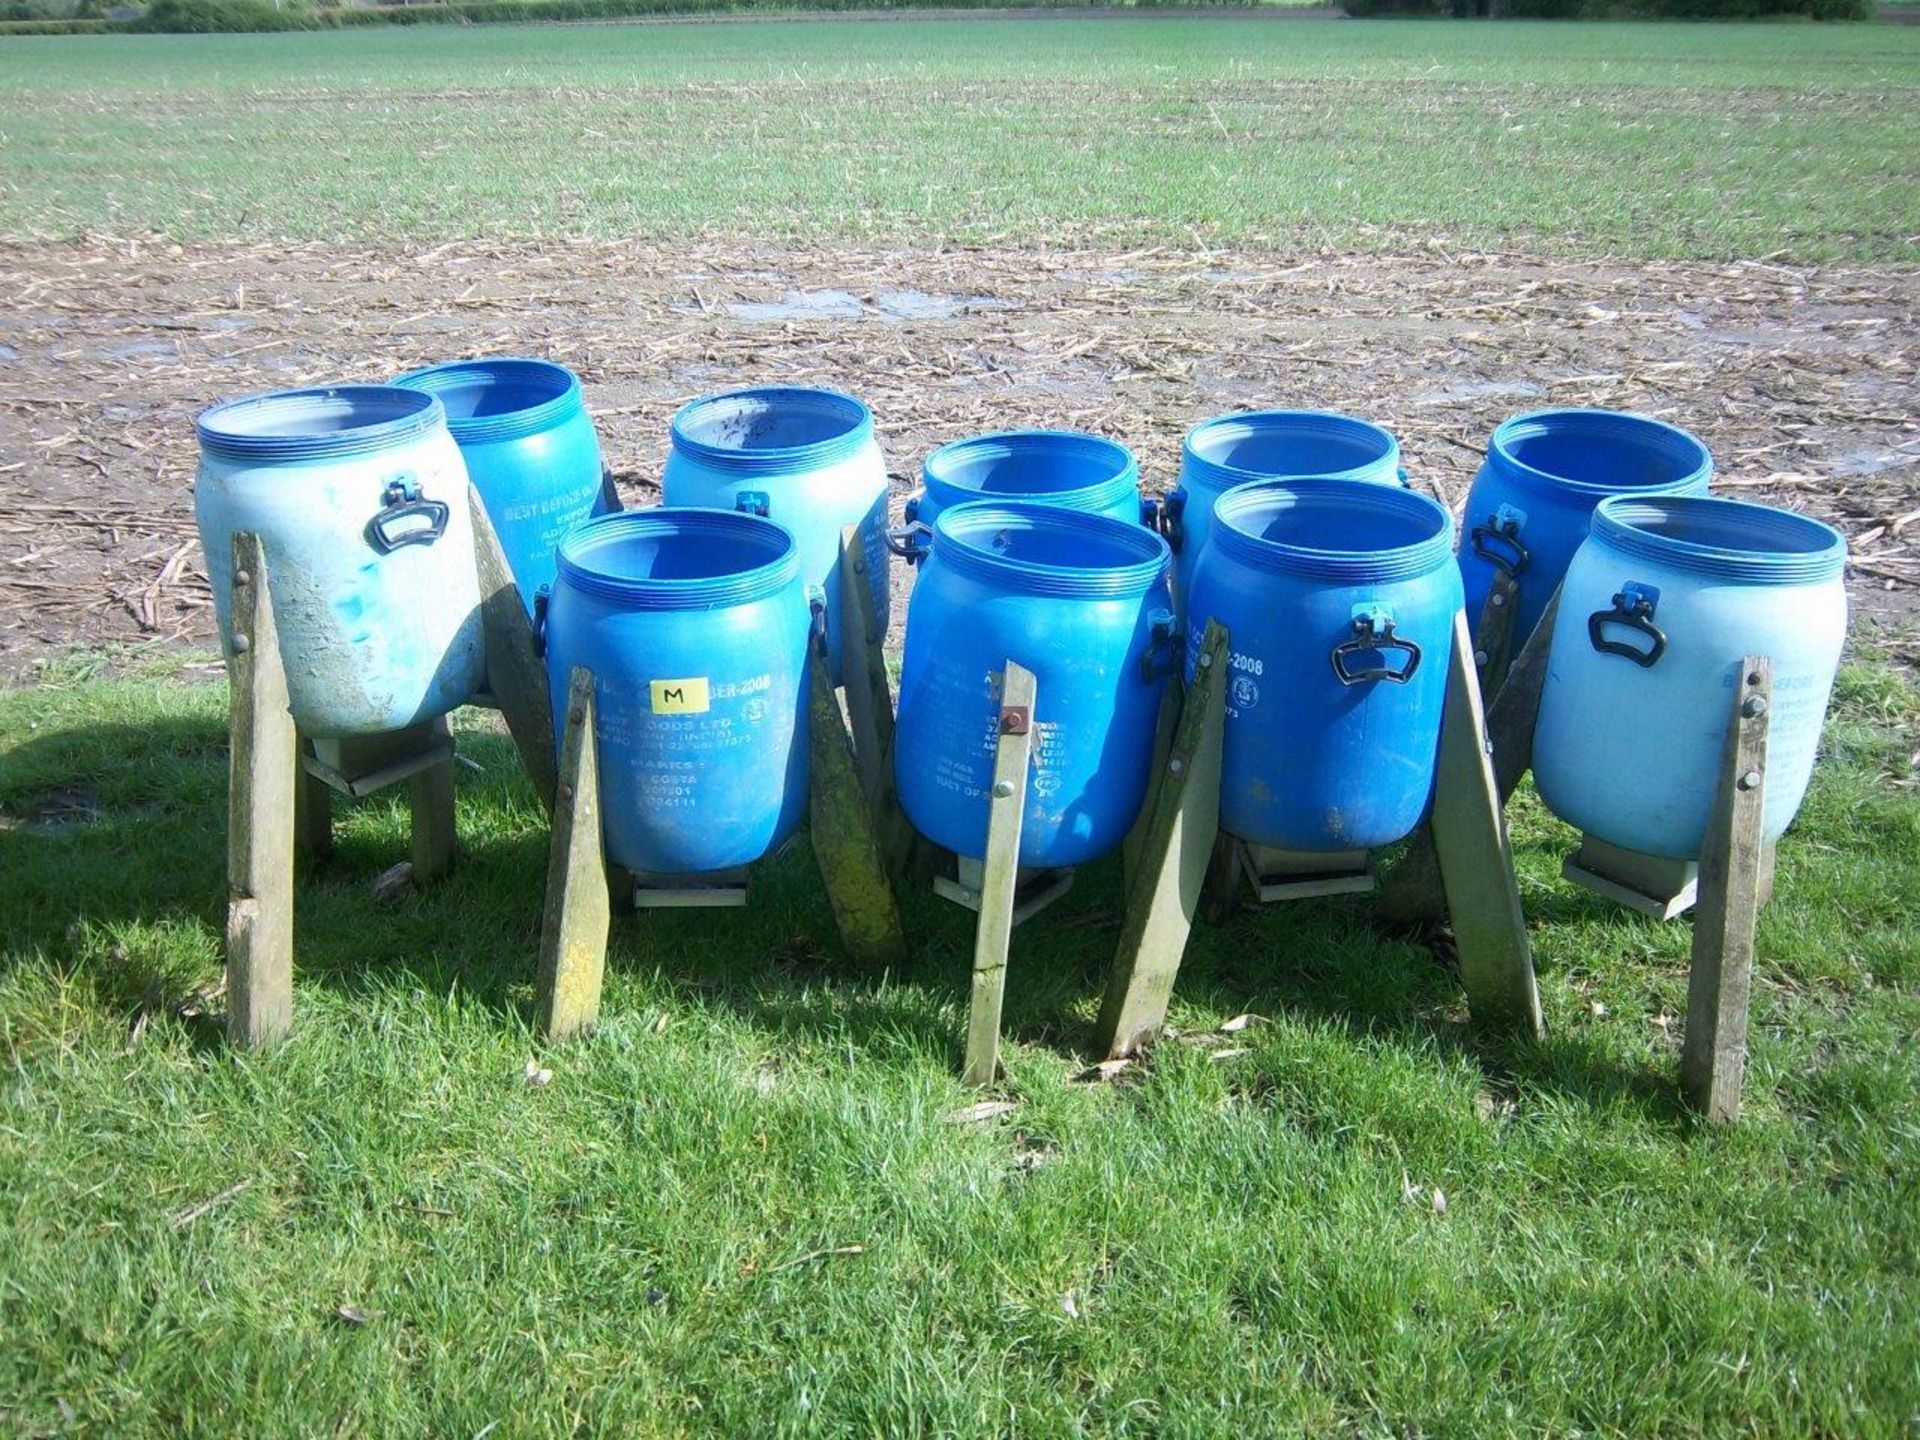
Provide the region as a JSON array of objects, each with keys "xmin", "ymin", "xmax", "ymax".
[{"xmin": 0, "ymin": 709, "xmax": 1686, "ymax": 1125}]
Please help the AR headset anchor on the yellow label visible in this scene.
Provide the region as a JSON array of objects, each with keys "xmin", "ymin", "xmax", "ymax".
[{"xmin": 650, "ymin": 677, "xmax": 710, "ymax": 715}]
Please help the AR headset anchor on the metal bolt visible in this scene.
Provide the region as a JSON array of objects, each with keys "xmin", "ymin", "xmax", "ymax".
[
  {"xmin": 1741, "ymin": 695, "xmax": 1768, "ymax": 719},
  {"xmin": 231, "ymin": 634, "xmax": 250, "ymax": 653},
  {"xmin": 1169, "ymin": 758, "xmax": 1186, "ymax": 777},
  {"xmin": 234, "ymin": 570, "xmax": 251, "ymax": 587},
  {"xmin": 1473, "ymin": 649, "xmax": 1489, "ymax": 666},
  {"xmin": 558, "ymin": 783, "xmax": 574, "ymax": 802},
  {"xmin": 1738, "ymin": 769, "xmax": 1762, "ymax": 791},
  {"xmin": 992, "ymin": 780, "xmax": 1015, "ymax": 798},
  {"xmin": 1198, "ymin": 651, "xmax": 1214, "ymax": 669},
  {"xmin": 1489, "ymin": 592, "xmax": 1507, "ymax": 608}
]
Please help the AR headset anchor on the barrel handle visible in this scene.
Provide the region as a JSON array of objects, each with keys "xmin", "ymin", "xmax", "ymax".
[
  {"xmin": 531, "ymin": 585, "xmax": 550, "ymax": 659},
  {"xmin": 735, "ymin": 491, "xmax": 771, "ymax": 519},
  {"xmin": 1139, "ymin": 495, "xmax": 1161, "ymax": 531},
  {"xmin": 1139, "ymin": 609, "xmax": 1182, "ymax": 683},
  {"xmin": 1396, "ymin": 465, "xmax": 1411, "ymax": 488},
  {"xmin": 1469, "ymin": 506, "xmax": 1530, "ymax": 581},
  {"xmin": 1587, "ymin": 583, "xmax": 1666, "ymax": 668},
  {"xmin": 1158, "ymin": 489, "xmax": 1187, "ymax": 552},
  {"xmin": 806, "ymin": 586, "xmax": 829, "ymax": 658},
  {"xmin": 1331, "ymin": 611, "xmax": 1421, "ymax": 686},
  {"xmin": 886, "ymin": 520, "xmax": 933, "ymax": 563},
  {"xmin": 366, "ymin": 477, "xmax": 449, "ymax": 554}
]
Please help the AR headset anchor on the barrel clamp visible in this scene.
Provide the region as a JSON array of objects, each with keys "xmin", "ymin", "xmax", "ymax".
[
  {"xmin": 1157, "ymin": 489, "xmax": 1187, "ymax": 552},
  {"xmin": 1331, "ymin": 607, "xmax": 1422, "ymax": 686},
  {"xmin": 1587, "ymin": 581, "xmax": 1666, "ymax": 668}
]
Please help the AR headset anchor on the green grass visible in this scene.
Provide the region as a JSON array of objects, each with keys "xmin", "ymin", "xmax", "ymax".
[
  {"xmin": 2, "ymin": 650, "xmax": 1917, "ymax": 1436},
  {"xmin": 1, "ymin": 17, "xmax": 1916, "ymax": 258}
]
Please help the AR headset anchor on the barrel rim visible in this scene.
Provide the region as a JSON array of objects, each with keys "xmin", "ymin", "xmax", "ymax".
[
  {"xmin": 1590, "ymin": 494, "xmax": 1845, "ymax": 585},
  {"xmin": 931, "ymin": 500, "xmax": 1170, "ymax": 598},
  {"xmin": 1487, "ymin": 407, "xmax": 1713, "ymax": 499},
  {"xmin": 392, "ymin": 356, "xmax": 584, "ymax": 446},
  {"xmin": 1209, "ymin": 476, "xmax": 1455, "ymax": 583},
  {"xmin": 669, "ymin": 385, "xmax": 874, "ymax": 475},
  {"xmin": 921, "ymin": 428, "xmax": 1139, "ymax": 514},
  {"xmin": 1181, "ymin": 410, "xmax": 1400, "ymax": 497},
  {"xmin": 197, "ymin": 385, "xmax": 443, "ymax": 463},
  {"xmin": 555, "ymin": 506, "xmax": 801, "ymax": 610}
]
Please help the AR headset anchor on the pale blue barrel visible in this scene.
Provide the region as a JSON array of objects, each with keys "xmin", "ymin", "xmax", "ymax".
[
  {"xmin": 1187, "ymin": 478, "xmax": 1460, "ymax": 852},
  {"xmin": 543, "ymin": 508, "xmax": 810, "ymax": 876},
  {"xmin": 894, "ymin": 502, "xmax": 1175, "ymax": 868},
  {"xmin": 1457, "ymin": 409, "xmax": 1712, "ymax": 649},
  {"xmin": 1164, "ymin": 410, "xmax": 1404, "ymax": 609},
  {"xmin": 663, "ymin": 386, "xmax": 887, "ymax": 687},
  {"xmin": 897, "ymin": 430, "xmax": 1145, "ymax": 557},
  {"xmin": 1533, "ymin": 495, "xmax": 1846, "ymax": 860},
  {"xmin": 393, "ymin": 357, "xmax": 607, "ymax": 611},
  {"xmin": 194, "ymin": 385, "xmax": 484, "ymax": 737}
]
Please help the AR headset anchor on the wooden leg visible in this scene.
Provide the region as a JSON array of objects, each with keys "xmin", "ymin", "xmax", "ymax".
[
  {"xmin": 808, "ymin": 645, "xmax": 909, "ymax": 968},
  {"xmin": 1121, "ymin": 678, "xmax": 1181, "ymax": 893},
  {"xmin": 1681, "ymin": 658, "xmax": 1773, "ymax": 1124},
  {"xmin": 598, "ymin": 465, "xmax": 623, "ymax": 516},
  {"xmin": 1471, "ymin": 567, "xmax": 1521, "ymax": 696},
  {"xmin": 963, "ymin": 661, "xmax": 1037, "ymax": 1088},
  {"xmin": 293, "ymin": 736, "xmax": 332, "ymax": 863},
  {"xmin": 837, "ymin": 523, "xmax": 914, "ymax": 880},
  {"xmin": 225, "ymin": 532, "xmax": 296, "ymax": 1049},
  {"xmin": 1429, "ymin": 609, "xmax": 1545, "ymax": 1040},
  {"xmin": 1378, "ymin": 585, "xmax": 1563, "ymax": 928},
  {"xmin": 408, "ymin": 716, "xmax": 456, "ymax": 883},
  {"xmin": 535, "ymin": 667, "xmax": 610, "ymax": 1042},
  {"xmin": 1095, "ymin": 621, "xmax": 1228, "ymax": 1059},
  {"xmin": 469, "ymin": 486, "xmax": 557, "ymax": 813}
]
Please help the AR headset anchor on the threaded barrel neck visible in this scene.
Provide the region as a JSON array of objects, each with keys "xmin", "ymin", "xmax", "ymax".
[
  {"xmin": 556, "ymin": 508, "xmax": 799, "ymax": 610},
  {"xmin": 1592, "ymin": 496, "xmax": 1844, "ymax": 584},
  {"xmin": 1210, "ymin": 478, "xmax": 1454, "ymax": 583},
  {"xmin": 932, "ymin": 501, "xmax": 1169, "ymax": 598}
]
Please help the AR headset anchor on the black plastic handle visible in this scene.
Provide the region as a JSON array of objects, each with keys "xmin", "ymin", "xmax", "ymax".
[
  {"xmin": 530, "ymin": 586, "xmax": 550, "ymax": 658},
  {"xmin": 1158, "ymin": 489, "xmax": 1187, "ymax": 553},
  {"xmin": 886, "ymin": 521, "xmax": 933, "ymax": 562},
  {"xmin": 1587, "ymin": 591, "xmax": 1666, "ymax": 668},
  {"xmin": 367, "ymin": 479, "xmax": 449, "ymax": 554},
  {"xmin": 1139, "ymin": 611, "xmax": 1182, "ymax": 683},
  {"xmin": 1470, "ymin": 514, "xmax": 1529, "ymax": 580},
  {"xmin": 1331, "ymin": 615, "xmax": 1422, "ymax": 686}
]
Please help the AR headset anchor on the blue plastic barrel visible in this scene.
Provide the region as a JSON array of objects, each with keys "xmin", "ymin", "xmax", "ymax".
[
  {"xmin": 663, "ymin": 386, "xmax": 887, "ymax": 687},
  {"xmin": 194, "ymin": 385, "xmax": 484, "ymax": 737},
  {"xmin": 898, "ymin": 431, "xmax": 1145, "ymax": 557},
  {"xmin": 894, "ymin": 501, "xmax": 1175, "ymax": 868},
  {"xmin": 543, "ymin": 508, "xmax": 810, "ymax": 876},
  {"xmin": 1457, "ymin": 409, "xmax": 1711, "ymax": 650},
  {"xmin": 1164, "ymin": 410, "xmax": 1404, "ymax": 609},
  {"xmin": 1532, "ymin": 495, "xmax": 1846, "ymax": 860},
  {"xmin": 1187, "ymin": 478, "xmax": 1461, "ymax": 852},
  {"xmin": 393, "ymin": 357, "xmax": 607, "ymax": 611}
]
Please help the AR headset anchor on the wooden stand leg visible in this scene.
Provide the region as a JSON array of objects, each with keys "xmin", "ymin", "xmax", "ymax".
[
  {"xmin": 469, "ymin": 486, "xmax": 557, "ymax": 812},
  {"xmin": 1471, "ymin": 568, "xmax": 1521, "ymax": 696},
  {"xmin": 1681, "ymin": 658, "xmax": 1772, "ymax": 1124},
  {"xmin": 963, "ymin": 660, "xmax": 1037, "ymax": 1088},
  {"xmin": 408, "ymin": 716, "xmax": 456, "ymax": 883},
  {"xmin": 1094, "ymin": 621, "xmax": 1228, "ymax": 1059},
  {"xmin": 808, "ymin": 645, "xmax": 909, "ymax": 968},
  {"xmin": 836, "ymin": 523, "xmax": 915, "ymax": 879},
  {"xmin": 1429, "ymin": 609, "xmax": 1545, "ymax": 1039},
  {"xmin": 1378, "ymin": 585, "xmax": 1562, "ymax": 928},
  {"xmin": 535, "ymin": 667, "xmax": 610, "ymax": 1041},
  {"xmin": 1121, "ymin": 678, "xmax": 1181, "ymax": 892},
  {"xmin": 294, "ymin": 738, "xmax": 332, "ymax": 863},
  {"xmin": 225, "ymin": 532, "xmax": 296, "ymax": 1049}
]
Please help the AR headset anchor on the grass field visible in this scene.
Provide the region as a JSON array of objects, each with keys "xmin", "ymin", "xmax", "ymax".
[
  {"xmin": 0, "ymin": 18, "xmax": 1917, "ymax": 258},
  {"xmin": 2, "ymin": 646, "xmax": 1918, "ymax": 1436}
]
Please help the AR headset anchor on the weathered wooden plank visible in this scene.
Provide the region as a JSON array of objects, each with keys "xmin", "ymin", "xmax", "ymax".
[
  {"xmin": 1681, "ymin": 657, "xmax": 1773, "ymax": 1124},
  {"xmin": 963, "ymin": 661, "xmax": 1037, "ymax": 1088},
  {"xmin": 1377, "ymin": 585, "xmax": 1563, "ymax": 928},
  {"xmin": 1470, "ymin": 567, "xmax": 1521, "ymax": 696},
  {"xmin": 293, "ymin": 739, "xmax": 333, "ymax": 863},
  {"xmin": 469, "ymin": 486, "xmax": 557, "ymax": 813},
  {"xmin": 1121, "ymin": 680, "xmax": 1180, "ymax": 892},
  {"xmin": 408, "ymin": 715, "xmax": 457, "ymax": 882},
  {"xmin": 1095, "ymin": 621, "xmax": 1228, "ymax": 1059},
  {"xmin": 225, "ymin": 532, "xmax": 296, "ymax": 1049},
  {"xmin": 534, "ymin": 667, "xmax": 610, "ymax": 1041},
  {"xmin": 1429, "ymin": 608, "xmax": 1545, "ymax": 1039},
  {"xmin": 836, "ymin": 523, "xmax": 915, "ymax": 881},
  {"xmin": 808, "ymin": 646, "xmax": 909, "ymax": 968}
]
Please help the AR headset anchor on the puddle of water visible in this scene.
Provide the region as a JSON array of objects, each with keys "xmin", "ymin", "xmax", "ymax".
[
  {"xmin": 1412, "ymin": 379, "xmax": 1546, "ymax": 407},
  {"xmin": 727, "ymin": 289, "xmax": 864, "ymax": 323},
  {"xmin": 1831, "ymin": 447, "xmax": 1918, "ymax": 478},
  {"xmin": 0, "ymin": 343, "xmax": 18, "ymax": 363},
  {"xmin": 875, "ymin": 290, "xmax": 1017, "ymax": 321},
  {"xmin": 104, "ymin": 338, "xmax": 181, "ymax": 363}
]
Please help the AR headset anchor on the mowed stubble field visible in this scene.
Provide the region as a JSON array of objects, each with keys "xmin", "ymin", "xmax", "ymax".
[{"xmin": 2, "ymin": 16, "xmax": 1920, "ymax": 1439}]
